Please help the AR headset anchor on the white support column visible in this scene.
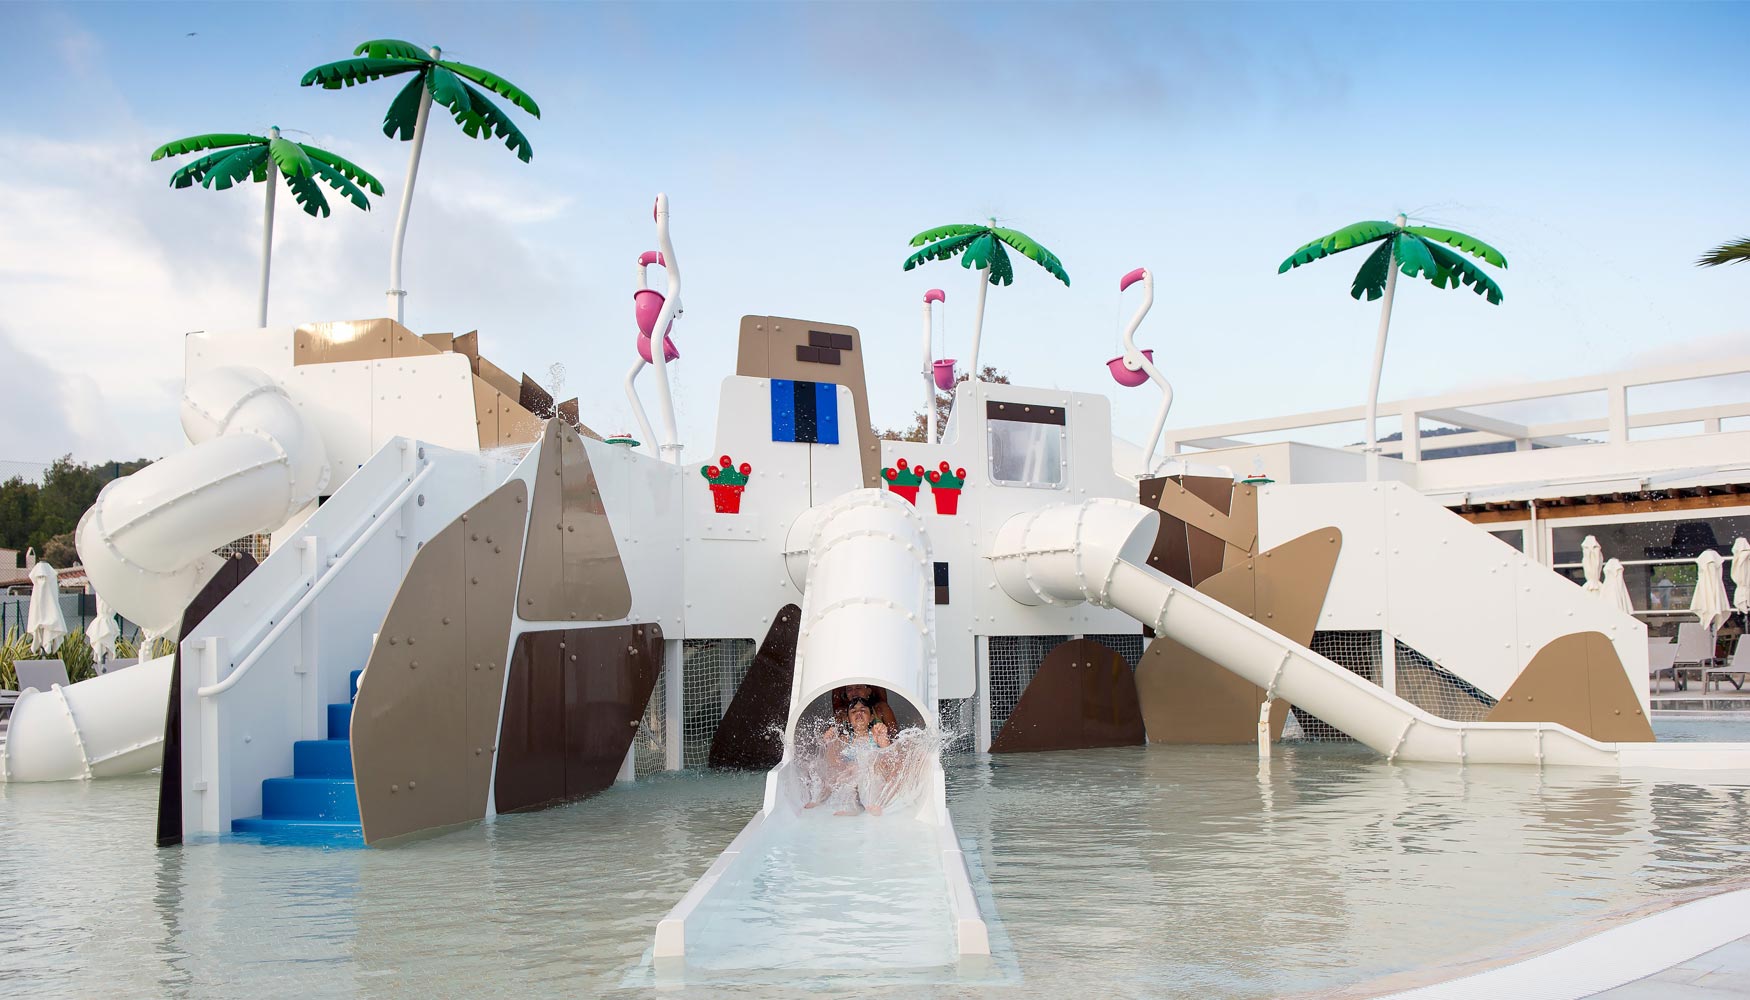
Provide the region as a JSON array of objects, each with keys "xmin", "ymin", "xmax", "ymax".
[
  {"xmin": 1607, "ymin": 381, "xmax": 1630, "ymax": 444},
  {"xmin": 664, "ymin": 638, "xmax": 684, "ymax": 771},
  {"xmin": 617, "ymin": 744, "xmax": 637, "ymax": 784},
  {"xmin": 975, "ymin": 635, "xmax": 992, "ymax": 754},
  {"xmin": 1380, "ymin": 630, "xmax": 1397, "ymax": 696},
  {"xmin": 1401, "ymin": 409, "xmax": 1421, "ymax": 463}
]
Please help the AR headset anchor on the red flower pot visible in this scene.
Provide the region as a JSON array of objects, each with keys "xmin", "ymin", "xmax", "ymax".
[
  {"xmin": 709, "ymin": 483, "xmax": 745, "ymax": 513},
  {"xmin": 889, "ymin": 484, "xmax": 919, "ymax": 505},
  {"xmin": 931, "ymin": 487, "xmax": 961, "ymax": 515}
]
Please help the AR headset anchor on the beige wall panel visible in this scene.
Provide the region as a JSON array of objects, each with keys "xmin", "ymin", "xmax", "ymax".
[
  {"xmin": 1154, "ymin": 479, "xmax": 1254, "ymax": 551},
  {"xmin": 735, "ymin": 315, "xmax": 880, "ymax": 489},
  {"xmin": 477, "ymin": 357, "xmax": 521, "ymax": 400},
  {"xmin": 352, "ymin": 479, "xmax": 530, "ymax": 844},
  {"xmin": 1486, "ymin": 630, "xmax": 1653, "ymax": 741},
  {"xmin": 518, "ymin": 422, "xmax": 633, "ymax": 622},
  {"xmin": 293, "ymin": 318, "xmax": 402, "ymax": 366},
  {"xmin": 472, "ymin": 376, "xmax": 502, "ymax": 449}
]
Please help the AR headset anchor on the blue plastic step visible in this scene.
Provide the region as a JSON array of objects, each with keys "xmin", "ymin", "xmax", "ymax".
[
  {"xmin": 262, "ymin": 776, "xmax": 360, "ymax": 822},
  {"xmin": 231, "ymin": 815, "xmax": 364, "ymax": 846},
  {"xmin": 350, "ymin": 669, "xmax": 363, "ymax": 702},
  {"xmin": 327, "ymin": 701, "xmax": 352, "ymax": 740},
  {"xmin": 293, "ymin": 739, "xmax": 354, "ymax": 778}
]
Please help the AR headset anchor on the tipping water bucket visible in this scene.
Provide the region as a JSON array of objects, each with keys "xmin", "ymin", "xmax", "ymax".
[
  {"xmin": 1106, "ymin": 349, "xmax": 1153, "ymax": 388},
  {"xmin": 638, "ymin": 333, "xmax": 680, "ymax": 364},
  {"xmin": 932, "ymin": 359, "xmax": 957, "ymax": 391},
  {"xmin": 633, "ymin": 288, "xmax": 672, "ymax": 339}
]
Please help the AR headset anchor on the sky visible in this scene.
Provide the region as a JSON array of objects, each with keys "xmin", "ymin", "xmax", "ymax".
[{"xmin": 1, "ymin": 0, "xmax": 1747, "ymax": 470}]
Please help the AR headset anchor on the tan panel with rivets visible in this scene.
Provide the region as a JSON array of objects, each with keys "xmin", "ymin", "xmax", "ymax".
[
  {"xmin": 353, "ymin": 478, "xmax": 530, "ymax": 844},
  {"xmin": 1485, "ymin": 630, "xmax": 1653, "ymax": 741},
  {"xmin": 1136, "ymin": 528, "xmax": 1340, "ymax": 744},
  {"xmin": 518, "ymin": 420, "xmax": 633, "ymax": 622},
  {"xmin": 735, "ymin": 315, "xmax": 880, "ymax": 489}
]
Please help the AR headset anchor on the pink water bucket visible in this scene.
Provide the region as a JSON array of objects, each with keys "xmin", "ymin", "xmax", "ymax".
[
  {"xmin": 638, "ymin": 332, "xmax": 680, "ymax": 364},
  {"xmin": 1107, "ymin": 349, "xmax": 1154, "ymax": 388},
  {"xmin": 633, "ymin": 288, "xmax": 673, "ymax": 339},
  {"xmin": 933, "ymin": 359, "xmax": 957, "ymax": 391}
]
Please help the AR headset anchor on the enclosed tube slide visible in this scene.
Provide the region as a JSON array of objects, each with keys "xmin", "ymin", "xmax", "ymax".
[
  {"xmin": 7, "ymin": 365, "xmax": 333, "ymax": 783},
  {"xmin": 0, "ymin": 654, "xmax": 175, "ymax": 782},
  {"xmin": 990, "ymin": 499, "xmax": 1750, "ymax": 771},
  {"xmin": 78, "ymin": 365, "xmax": 329, "ymax": 637},
  {"xmin": 655, "ymin": 490, "xmax": 989, "ymax": 963}
]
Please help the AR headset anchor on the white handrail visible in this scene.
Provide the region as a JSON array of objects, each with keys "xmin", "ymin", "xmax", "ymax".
[{"xmin": 197, "ymin": 464, "xmax": 434, "ymax": 699}]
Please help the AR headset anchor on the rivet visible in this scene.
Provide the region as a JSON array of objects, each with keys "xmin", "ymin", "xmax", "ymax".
[
  {"xmin": 471, "ymin": 533, "xmax": 479, "ymax": 541},
  {"xmin": 409, "ymin": 781, "xmax": 417, "ymax": 790},
  {"xmin": 387, "ymin": 636, "xmax": 399, "ymax": 645},
  {"xmin": 442, "ymin": 616, "xmax": 451, "ymax": 625},
  {"xmin": 391, "ymin": 784, "xmax": 399, "ymax": 793}
]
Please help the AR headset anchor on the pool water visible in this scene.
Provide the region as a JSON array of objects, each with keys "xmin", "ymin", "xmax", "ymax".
[{"xmin": 6, "ymin": 719, "xmax": 1750, "ymax": 999}]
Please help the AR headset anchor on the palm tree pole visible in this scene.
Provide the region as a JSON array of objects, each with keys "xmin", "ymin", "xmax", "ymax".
[
  {"xmin": 303, "ymin": 39, "xmax": 540, "ymax": 326},
  {"xmin": 904, "ymin": 220, "xmax": 1069, "ymax": 390},
  {"xmin": 152, "ymin": 128, "xmax": 383, "ymax": 327},
  {"xmin": 386, "ymin": 46, "xmax": 438, "ymax": 323},
  {"xmin": 1279, "ymin": 215, "xmax": 1507, "ymax": 482}
]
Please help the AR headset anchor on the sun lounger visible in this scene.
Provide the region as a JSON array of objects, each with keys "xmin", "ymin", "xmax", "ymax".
[
  {"xmin": 1673, "ymin": 623, "xmax": 1714, "ymax": 691},
  {"xmin": 1649, "ymin": 636, "xmax": 1681, "ymax": 692},
  {"xmin": 1704, "ymin": 641, "xmax": 1748, "ymax": 693}
]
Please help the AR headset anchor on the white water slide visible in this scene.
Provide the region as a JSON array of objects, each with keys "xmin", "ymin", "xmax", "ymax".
[
  {"xmin": 990, "ymin": 499, "xmax": 1750, "ymax": 772},
  {"xmin": 655, "ymin": 490, "xmax": 990, "ymax": 967},
  {"xmin": 1, "ymin": 366, "xmax": 331, "ymax": 783}
]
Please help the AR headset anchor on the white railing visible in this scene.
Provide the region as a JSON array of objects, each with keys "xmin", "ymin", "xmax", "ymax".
[{"xmin": 1166, "ymin": 354, "xmax": 1750, "ymax": 462}]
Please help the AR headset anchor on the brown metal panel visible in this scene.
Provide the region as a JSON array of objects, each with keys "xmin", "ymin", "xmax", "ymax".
[
  {"xmin": 985, "ymin": 400, "xmax": 1066, "ymax": 425},
  {"xmin": 389, "ymin": 324, "xmax": 440, "ymax": 358},
  {"xmin": 557, "ymin": 398, "xmax": 579, "ymax": 426},
  {"xmin": 495, "ymin": 624, "xmax": 663, "ymax": 813},
  {"xmin": 1221, "ymin": 483, "xmax": 1260, "ymax": 570},
  {"xmin": 477, "ymin": 357, "xmax": 521, "ymax": 401},
  {"xmin": 1138, "ymin": 476, "xmax": 1193, "ymax": 585},
  {"xmin": 499, "ymin": 403, "xmax": 545, "ymax": 447},
  {"xmin": 471, "ymin": 376, "xmax": 501, "ymax": 449},
  {"xmin": 157, "ymin": 555, "xmax": 259, "ymax": 847},
  {"xmin": 1584, "ymin": 632, "xmax": 1656, "ymax": 742},
  {"xmin": 735, "ymin": 316, "xmax": 880, "ymax": 488},
  {"xmin": 353, "ymin": 480, "xmax": 529, "ymax": 845},
  {"xmin": 990, "ymin": 639, "xmax": 1144, "ymax": 753},
  {"xmin": 1486, "ymin": 631, "xmax": 1653, "ymax": 741},
  {"xmin": 708, "ymin": 605, "xmax": 801, "ymax": 770},
  {"xmin": 293, "ymin": 318, "xmax": 400, "ymax": 365},
  {"xmin": 519, "ymin": 373, "xmax": 554, "ymax": 417},
  {"xmin": 1136, "ymin": 528, "xmax": 1340, "ymax": 744},
  {"xmin": 518, "ymin": 421, "xmax": 633, "ymax": 622},
  {"xmin": 422, "ymin": 333, "xmax": 454, "ymax": 352},
  {"xmin": 453, "ymin": 330, "xmax": 480, "ymax": 372}
]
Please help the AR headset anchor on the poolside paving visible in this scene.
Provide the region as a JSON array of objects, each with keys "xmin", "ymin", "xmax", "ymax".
[{"xmin": 1592, "ymin": 935, "xmax": 1750, "ymax": 997}]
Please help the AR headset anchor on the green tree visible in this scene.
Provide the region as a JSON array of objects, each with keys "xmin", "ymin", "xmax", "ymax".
[
  {"xmin": 1697, "ymin": 238, "xmax": 1750, "ymax": 267},
  {"xmin": 902, "ymin": 221, "xmax": 1069, "ymax": 385},
  {"xmin": 1278, "ymin": 214, "xmax": 1506, "ymax": 481},
  {"xmin": 0, "ymin": 477, "xmax": 36, "ymax": 553},
  {"xmin": 4, "ymin": 457, "xmax": 151, "ymax": 560},
  {"xmin": 152, "ymin": 128, "xmax": 382, "ymax": 326},
  {"xmin": 41, "ymin": 532, "xmax": 78, "ymax": 569},
  {"xmin": 302, "ymin": 39, "xmax": 541, "ymax": 324}
]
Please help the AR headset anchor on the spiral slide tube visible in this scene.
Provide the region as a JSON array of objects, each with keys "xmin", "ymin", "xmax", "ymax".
[
  {"xmin": 654, "ymin": 491, "xmax": 989, "ymax": 965},
  {"xmin": 989, "ymin": 499, "xmax": 1750, "ymax": 772},
  {"xmin": 2, "ymin": 366, "xmax": 334, "ymax": 783}
]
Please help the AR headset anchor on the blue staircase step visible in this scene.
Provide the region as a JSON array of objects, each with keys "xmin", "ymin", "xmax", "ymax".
[
  {"xmin": 231, "ymin": 815, "xmax": 364, "ymax": 846},
  {"xmin": 262, "ymin": 776, "xmax": 360, "ymax": 822},
  {"xmin": 327, "ymin": 701, "xmax": 352, "ymax": 740},
  {"xmin": 350, "ymin": 669, "xmax": 363, "ymax": 702},
  {"xmin": 293, "ymin": 739, "xmax": 354, "ymax": 778}
]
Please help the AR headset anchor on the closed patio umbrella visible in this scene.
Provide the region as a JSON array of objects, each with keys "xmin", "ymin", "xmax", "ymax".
[
  {"xmin": 1732, "ymin": 537, "xmax": 1749, "ymax": 614},
  {"xmin": 90, "ymin": 593, "xmax": 120, "ymax": 664},
  {"xmin": 26, "ymin": 562, "xmax": 68, "ymax": 655},
  {"xmin": 1581, "ymin": 535, "xmax": 1603, "ymax": 593},
  {"xmin": 1692, "ymin": 549, "xmax": 1731, "ymax": 634},
  {"xmin": 1602, "ymin": 558, "xmax": 1634, "ymax": 615}
]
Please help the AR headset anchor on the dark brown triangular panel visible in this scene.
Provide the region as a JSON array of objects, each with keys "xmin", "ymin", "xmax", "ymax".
[
  {"xmin": 157, "ymin": 554, "xmax": 259, "ymax": 847},
  {"xmin": 989, "ymin": 639, "xmax": 1145, "ymax": 753},
  {"xmin": 709, "ymin": 605, "xmax": 801, "ymax": 770}
]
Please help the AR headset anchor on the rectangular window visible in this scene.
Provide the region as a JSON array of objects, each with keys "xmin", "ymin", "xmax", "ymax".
[
  {"xmin": 987, "ymin": 419, "xmax": 1065, "ymax": 488},
  {"xmin": 1550, "ymin": 512, "xmax": 1750, "ymax": 613},
  {"xmin": 1489, "ymin": 528, "xmax": 1525, "ymax": 552}
]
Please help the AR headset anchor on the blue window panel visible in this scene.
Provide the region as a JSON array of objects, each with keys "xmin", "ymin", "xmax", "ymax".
[
  {"xmin": 815, "ymin": 381, "xmax": 840, "ymax": 445},
  {"xmin": 770, "ymin": 379, "xmax": 796, "ymax": 442}
]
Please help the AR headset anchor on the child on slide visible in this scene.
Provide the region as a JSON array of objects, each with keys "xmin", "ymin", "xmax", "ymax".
[{"xmin": 806, "ymin": 696, "xmax": 893, "ymax": 815}]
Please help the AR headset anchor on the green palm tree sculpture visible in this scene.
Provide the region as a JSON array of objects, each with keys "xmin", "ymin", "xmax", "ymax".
[
  {"xmin": 302, "ymin": 39, "xmax": 541, "ymax": 324},
  {"xmin": 1279, "ymin": 214, "xmax": 1507, "ymax": 481},
  {"xmin": 1697, "ymin": 238, "xmax": 1750, "ymax": 267},
  {"xmin": 903, "ymin": 220, "xmax": 1069, "ymax": 385},
  {"xmin": 152, "ymin": 127, "xmax": 383, "ymax": 327}
]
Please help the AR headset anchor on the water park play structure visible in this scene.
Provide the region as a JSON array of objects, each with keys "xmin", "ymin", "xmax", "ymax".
[{"xmin": 5, "ymin": 182, "xmax": 1750, "ymax": 982}]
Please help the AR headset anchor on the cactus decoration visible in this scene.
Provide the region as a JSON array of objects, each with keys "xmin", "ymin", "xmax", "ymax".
[
  {"xmin": 925, "ymin": 461, "xmax": 967, "ymax": 514},
  {"xmin": 882, "ymin": 459, "xmax": 924, "ymax": 504},
  {"xmin": 702, "ymin": 455, "xmax": 752, "ymax": 513}
]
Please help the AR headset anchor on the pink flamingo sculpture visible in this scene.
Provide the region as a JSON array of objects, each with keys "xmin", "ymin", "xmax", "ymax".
[
  {"xmin": 620, "ymin": 194, "xmax": 684, "ymax": 463},
  {"xmin": 922, "ymin": 289, "xmax": 947, "ymax": 442},
  {"xmin": 1107, "ymin": 267, "xmax": 1173, "ymax": 476}
]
